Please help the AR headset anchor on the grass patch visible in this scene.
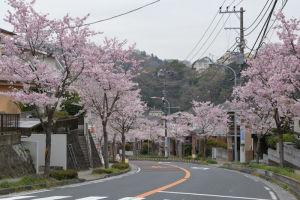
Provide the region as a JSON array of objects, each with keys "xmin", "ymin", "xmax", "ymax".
[
  {"xmin": 205, "ymin": 159, "xmax": 218, "ymax": 164},
  {"xmin": 0, "ymin": 176, "xmax": 53, "ymax": 189},
  {"xmin": 231, "ymin": 163, "xmax": 300, "ymax": 182},
  {"xmin": 49, "ymin": 170, "xmax": 78, "ymax": 180},
  {"xmin": 92, "ymin": 168, "xmax": 121, "ymax": 175}
]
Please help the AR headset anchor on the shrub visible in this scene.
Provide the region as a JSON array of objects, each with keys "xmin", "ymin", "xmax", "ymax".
[
  {"xmin": 0, "ymin": 173, "xmax": 5, "ymax": 180},
  {"xmin": 141, "ymin": 143, "xmax": 152, "ymax": 155},
  {"xmin": 92, "ymin": 168, "xmax": 120, "ymax": 174},
  {"xmin": 111, "ymin": 163, "xmax": 129, "ymax": 170},
  {"xmin": 53, "ymin": 110, "xmax": 71, "ymax": 120},
  {"xmin": 125, "ymin": 143, "xmax": 133, "ymax": 151},
  {"xmin": 184, "ymin": 145, "xmax": 192, "ymax": 156},
  {"xmin": 205, "ymin": 159, "xmax": 218, "ymax": 164},
  {"xmin": 266, "ymin": 133, "xmax": 298, "ymax": 149},
  {"xmin": 49, "ymin": 170, "xmax": 78, "ymax": 180}
]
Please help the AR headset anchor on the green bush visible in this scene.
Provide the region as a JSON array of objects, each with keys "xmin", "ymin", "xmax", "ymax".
[
  {"xmin": 92, "ymin": 168, "xmax": 120, "ymax": 174},
  {"xmin": 141, "ymin": 143, "xmax": 152, "ymax": 154},
  {"xmin": 266, "ymin": 133, "xmax": 298, "ymax": 149},
  {"xmin": 53, "ymin": 110, "xmax": 72, "ymax": 120},
  {"xmin": 125, "ymin": 143, "xmax": 133, "ymax": 151},
  {"xmin": 205, "ymin": 159, "xmax": 218, "ymax": 164},
  {"xmin": 49, "ymin": 170, "xmax": 78, "ymax": 180},
  {"xmin": 0, "ymin": 173, "xmax": 5, "ymax": 180},
  {"xmin": 111, "ymin": 163, "xmax": 129, "ymax": 170},
  {"xmin": 184, "ymin": 145, "xmax": 192, "ymax": 156},
  {"xmin": 0, "ymin": 182, "xmax": 10, "ymax": 188}
]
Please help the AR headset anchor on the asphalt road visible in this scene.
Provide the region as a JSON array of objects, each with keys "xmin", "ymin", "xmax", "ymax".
[{"xmin": 0, "ymin": 161, "xmax": 296, "ymax": 200}]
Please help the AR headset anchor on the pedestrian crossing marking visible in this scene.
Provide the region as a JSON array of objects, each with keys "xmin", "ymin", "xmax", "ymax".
[
  {"xmin": 75, "ymin": 197, "xmax": 107, "ymax": 200},
  {"xmin": 0, "ymin": 196, "xmax": 35, "ymax": 200},
  {"xmin": 32, "ymin": 196, "xmax": 71, "ymax": 200}
]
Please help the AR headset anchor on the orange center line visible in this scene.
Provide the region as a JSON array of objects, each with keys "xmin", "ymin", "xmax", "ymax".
[{"xmin": 135, "ymin": 164, "xmax": 191, "ymax": 198}]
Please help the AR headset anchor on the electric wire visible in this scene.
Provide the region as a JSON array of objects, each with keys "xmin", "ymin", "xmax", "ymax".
[
  {"xmin": 197, "ymin": 14, "xmax": 232, "ymax": 60},
  {"xmin": 78, "ymin": 0, "xmax": 160, "ymax": 27},
  {"xmin": 184, "ymin": 0, "xmax": 228, "ymax": 60},
  {"xmin": 247, "ymin": 0, "xmax": 278, "ymax": 58},
  {"xmin": 186, "ymin": 0, "xmax": 237, "ymax": 61},
  {"xmin": 245, "ymin": 0, "xmax": 274, "ymax": 36},
  {"xmin": 245, "ymin": 0, "xmax": 270, "ymax": 31}
]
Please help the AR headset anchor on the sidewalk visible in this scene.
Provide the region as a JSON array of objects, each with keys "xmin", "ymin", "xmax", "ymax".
[
  {"xmin": 0, "ymin": 177, "xmax": 21, "ymax": 184},
  {"xmin": 78, "ymin": 169, "xmax": 106, "ymax": 181}
]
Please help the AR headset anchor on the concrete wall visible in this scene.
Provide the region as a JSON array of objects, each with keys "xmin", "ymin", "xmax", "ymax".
[
  {"xmin": 21, "ymin": 134, "xmax": 67, "ymax": 173},
  {"xmin": 212, "ymin": 147, "xmax": 228, "ymax": 160},
  {"xmin": 266, "ymin": 143, "xmax": 300, "ymax": 168}
]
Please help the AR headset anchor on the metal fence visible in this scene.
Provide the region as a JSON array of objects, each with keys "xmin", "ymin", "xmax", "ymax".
[{"xmin": 0, "ymin": 113, "xmax": 20, "ymax": 132}]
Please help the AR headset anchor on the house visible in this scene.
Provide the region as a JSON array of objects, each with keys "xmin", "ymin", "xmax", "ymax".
[
  {"xmin": 0, "ymin": 28, "xmax": 22, "ymax": 114},
  {"xmin": 192, "ymin": 57, "xmax": 213, "ymax": 72}
]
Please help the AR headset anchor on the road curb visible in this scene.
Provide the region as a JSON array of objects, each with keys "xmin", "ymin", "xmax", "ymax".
[
  {"xmin": 0, "ymin": 167, "xmax": 132, "ymax": 196},
  {"xmin": 0, "ymin": 179, "xmax": 84, "ymax": 195},
  {"xmin": 222, "ymin": 164, "xmax": 300, "ymax": 199}
]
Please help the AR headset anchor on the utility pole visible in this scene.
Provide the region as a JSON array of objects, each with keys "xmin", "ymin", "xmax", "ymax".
[{"xmin": 219, "ymin": 6, "xmax": 245, "ymax": 163}]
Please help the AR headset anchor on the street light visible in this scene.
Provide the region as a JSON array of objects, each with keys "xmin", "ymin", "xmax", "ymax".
[
  {"xmin": 151, "ymin": 96, "xmax": 170, "ymax": 157},
  {"xmin": 216, "ymin": 64, "xmax": 238, "ymax": 163}
]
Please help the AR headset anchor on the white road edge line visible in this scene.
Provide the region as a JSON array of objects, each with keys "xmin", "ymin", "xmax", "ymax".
[
  {"xmin": 269, "ymin": 191, "xmax": 277, "ymax": 200},
  {"xmin": 264, "ymin": 186, "xmax": 271, "ymax": 191},
  {"xmin": 158, "ymin": 191, "xmax": 270, "ymax": 200},
  {"xmin": 31, "ymin": 196, "xmax": 72, "ymax": 200},
  {"xmin": 75, "ymin": 197, "xmax": 108, "ymax": 200},
  {"xmin": 0, "ymin": 196, "xmax": 36, "ymax": 200}
]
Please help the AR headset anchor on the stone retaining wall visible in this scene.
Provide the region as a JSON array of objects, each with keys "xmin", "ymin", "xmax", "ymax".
[{"xmin": 0, "ymin": 133, "xmax": 20, "ymax": 146}]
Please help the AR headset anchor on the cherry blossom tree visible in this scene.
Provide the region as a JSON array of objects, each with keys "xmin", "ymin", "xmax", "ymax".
[
  {"xmin": 77, "ymin": 39, "xmax": 140, "ymax": 168},
  {"xmin": 168, "ymin": 112, "xmax": 193, "ymax": 156},
  {"xmin": 233, "ymin": 99, "xmax": 274, "ymax": 163},
  {"xmin": 110, "ymin": 89, "xmax": 146, "ymax": 162},
  {"xmin": 192, "ymin": 101, "xmax": 228, "ymax": 157},
  {"xmin": 233, "ymin": 13, "xmax": 300, "ymax": 167},
  {"xmin": 0, "ymin": 0, "xmax": 95, "ymax": 175}
]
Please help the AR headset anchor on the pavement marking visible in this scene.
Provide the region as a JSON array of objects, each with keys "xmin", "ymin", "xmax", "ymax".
[
  {"xmin": 191, "ymin": 167, "xmax": 210, "ymax": 170},
  {"xmin": 0, "ymin": 196, "xmax": 35, "ymax": 200},
  {"xmin": 136, "ymin": 167, "xmax": 141, "ymax": 173},
  {"xmin": 32, "ymin": 196, "xmax": 71, "ymax": 200},
  {"xmin": 118, "ymin": 198, "xmax": 144, "ymax": 200},
  {"xmin": 158, "ymin": 191, "xmax": 270, "ymax": 200},
  {"xmin": 264, "ymin": 186, "xmax": 271, "ymax": 191},
  {"xmin": 269, "ymin": 191, "xmax": 277, "ymax": 200},
  {"xmin": 135, "ymin": 164, "xmax": 191, "ymax": 198},
  {"xmin": 75, "ymin": 197, "xmax": 107, "ymax": 200}
]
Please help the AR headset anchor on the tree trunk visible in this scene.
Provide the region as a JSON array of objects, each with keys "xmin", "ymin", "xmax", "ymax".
[
  {"xmin": 44, "ymin": 126, "xmax": 52, "ymax": 176},
  {"xmin": 278, "ymin": 132, "xmax": 284, "ymax": 167},
  {"xmin": 44, "ymin": 110, "xmax": 54, "ymax": 177},
  {"xmin": 203, "ymin": 136, "xmax": 207, "ymax": 158},
  {"xmin": 102, "ymin": 122, "xmax": 109, "ymax": 168},
  {"xmin": 121, "ymin": 132, "xmax": 126, "ymax": 163},
  {"xmin": 112, "ymin": 134, "xmax": 116, "ymax": 162},
  {"xmin": 256, "ymin": 135, "xmax": 262, "ymax": 164}
]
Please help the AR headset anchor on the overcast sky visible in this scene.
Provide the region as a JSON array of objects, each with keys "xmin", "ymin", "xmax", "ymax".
[{"xmin": 0, "ymin": 0, "xmax": 299, "ymax": 62}]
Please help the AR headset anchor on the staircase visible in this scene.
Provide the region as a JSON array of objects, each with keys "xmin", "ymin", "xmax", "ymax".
[{"xmin": 78, "ymin": 135, "xmax": 90, "ymax": 168}]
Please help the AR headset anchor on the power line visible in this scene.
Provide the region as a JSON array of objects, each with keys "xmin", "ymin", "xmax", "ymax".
[
  {"xmin": 197, "ymin": 14, "xmax": 232, "ymax": 60},
  {"xmin": 186, "ymin": 0, "xmax": 237, "ymax": 61},
  {"xmin": 79, "ymin": 0, "xmax": 160, "ymax": 27},
  {"xmin": 245, "ymin": 0, "xmax": 271, "ymax": 31},
  {"xmin": 247, "ymin": 0, "xmax": 278, "ymax": 58},
  {"xmin": 245, "ymin": 0, "xmax": 274, "ymax": 36},
  {"xmin": 184, "ymin": 0, "xmax": 228, "ymax": 60}
]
